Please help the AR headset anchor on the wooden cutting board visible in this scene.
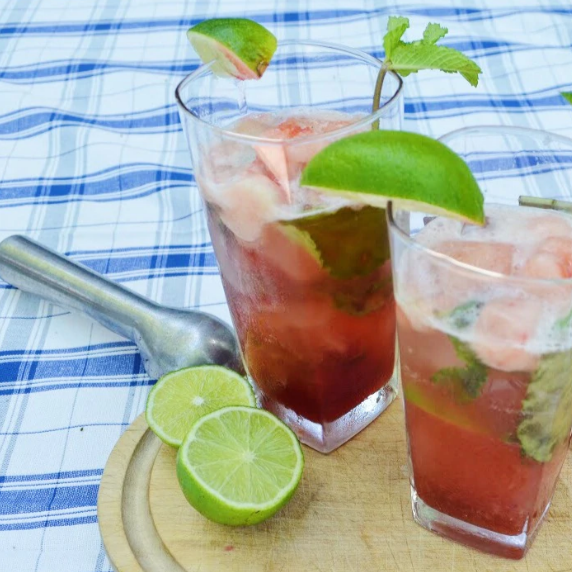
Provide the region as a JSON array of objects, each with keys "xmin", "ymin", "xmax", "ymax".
[{"xmin": 97, "ymin": 402, "xmax": 572, "ymax": 572}]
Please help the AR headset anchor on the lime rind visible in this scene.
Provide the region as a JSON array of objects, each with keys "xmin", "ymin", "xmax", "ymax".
[
  {"xmin": 145, "ymin": 366, "xmax": 256, "ymax": 448},
  {"xmin": 176, "ymin": 406, "xmax": 304, "ymax": 526},
  {"xmin": 300, "ymin": 130, "xmax": 485, "ymax": 225},
  {"xmin": 187, "ymin": 18, "xmax": 277, "ymax": 79}
]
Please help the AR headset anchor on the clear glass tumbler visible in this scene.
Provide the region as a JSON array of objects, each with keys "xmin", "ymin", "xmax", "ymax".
[
  {"xmin": 176, "ymin": 41, "xmax": 403, "ymax": 452},
  {"xmin": 389, "ymin": 126, "xmax": 572, "ymax": 558}
]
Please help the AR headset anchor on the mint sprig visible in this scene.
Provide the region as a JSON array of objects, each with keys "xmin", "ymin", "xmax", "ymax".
[
  {"xmin": 562, "ymin": 92, "xmax": 572, "ymax": 105},
  {"xmin": 373, "ymin": 17, "xmax": 482, "ymax": 120},
  {"xmin": 431, "ymin": 336, "xmax": 487, "ymax": 401}
]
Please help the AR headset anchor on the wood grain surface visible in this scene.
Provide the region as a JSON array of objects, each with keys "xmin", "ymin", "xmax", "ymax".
[{"xmin": 98, "ymin": 402, "xmax": 572, "ymax": 572}]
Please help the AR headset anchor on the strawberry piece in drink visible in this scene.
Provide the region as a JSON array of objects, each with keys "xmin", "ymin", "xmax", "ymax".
[
  {"xmin": 255, "ymin": 115, "xmax": 356, "ymax": 196},
  {"xmin": 214, "ymin": 172, "xmax": 286, "ymax": 242},
  {"xmin": 521, "ymin": 236, "xmax": 572, "ymax": 279},
  {"xmin": 472, "ymin": 297, "xmax": 541, "ymax": 372}
]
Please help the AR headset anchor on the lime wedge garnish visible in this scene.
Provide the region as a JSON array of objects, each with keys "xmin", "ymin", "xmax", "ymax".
[
  {"xmin": 187, "ymin": 18, "xmax": 277, "ymax": 79},
  {"xmin": 300, "ymin": 131, "xmax": 485, "ymax": 224},
  {"xmin": 176, "ymin": 405, "xmax": 304, "ymax": 526},
  {"xmin": 146, "ymin": 366, "xmax": 256, "ymax": 448}
]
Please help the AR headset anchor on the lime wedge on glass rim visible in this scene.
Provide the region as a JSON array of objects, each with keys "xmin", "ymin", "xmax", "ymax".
[
  {"xmin": 187, "ymin": 18, "xmax": 277, "ymax": 79},
  {"xmin": 146, "ymin": 366, "xmax": 256, "ymax": 448},
  {"xmin": 300, "ymin": 130, "xmax": 485, "ymax": 224},
  {"xmin": 176, "ymin": 405, "xmax": 304, "ymax": 526}
]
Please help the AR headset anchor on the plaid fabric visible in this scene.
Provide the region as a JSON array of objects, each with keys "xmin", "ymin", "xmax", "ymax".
[{"xmin": 0, "ymin": 1, "xmax": 571, "ymax": 570}]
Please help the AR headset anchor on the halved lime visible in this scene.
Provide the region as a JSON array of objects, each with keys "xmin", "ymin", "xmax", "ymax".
[
  {"xmin": 300, "ymin": 130, "xmax": 485, "ymax": 224},
  {"xmin": 176, "ymin": 405, "xmax": 304, "ymax": 526},
  {"xmin": 146, "ymin": 366, "xmax": 256, "ymax": 448},
  {"xmin": 187, "ymin": 18, "xmax": 277, "ymax": 79}
]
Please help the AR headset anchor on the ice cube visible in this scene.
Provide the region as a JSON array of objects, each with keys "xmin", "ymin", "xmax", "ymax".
[
  {"xmin": 521, "ymin": 236, "xmax": 572, "ymax": 279},
  {"xmin": 472, "ymin": 297, "xmax": 541, "ymax": 372},
  {"xmin": 433, "ymin": 241, "xmax": 515, "ymax": 274},
  {"xmin": 214, "ymin": 173, "xmax": 286, "ymax": 242},
  {"xmin": 254, "ymin": 115, "xmax": 358, "ymax": 198},
  {"xmin": 259, "ymin": 223, "xmax": 324, "ymax": 283},
  {"xmin": 231, "ymin": 113, "xmax": 277, "ymax": 137},
  {"xmin": 205, "ymin": 140, "xmax": 256, "ymax": 183},
  {"xmin": 397, "ymin": 240, "xmax": 515, "ymax": 333},
  {"xmin": 526, "ymin": 214, "xmax": 572, "ymax": 240}
]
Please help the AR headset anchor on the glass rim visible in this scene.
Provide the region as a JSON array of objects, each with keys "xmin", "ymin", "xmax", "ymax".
[
  {"xmin": 388, "ymin": 125, "xmax": 572, "ymax": 286},
  {"xmin": 174, "ymin": 39, "xmax": 404, "ymax": 147},
  {"xmin": 439, "ymin": 124, "xmax": 572, "ymax": 148},
  {"xmin": 387, "ymin": 203, "xmax": 572, "ymax": 287}
]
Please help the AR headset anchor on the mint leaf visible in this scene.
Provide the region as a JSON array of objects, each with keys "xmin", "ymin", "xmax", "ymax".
[
  {"xmin": 555, "ymin": 308, "xmax": 572, "ymax": 332},
  {"xmin": 279, "ymin": 205, "xmax": 390, "ymax": 280},
  {"xmin": 384, "ymin": 16, "xmax": 409, "ymax": 58},
  {"xmin": 517, "ymin": 349, "xmax": 572, "ymax": 462},
  {"xmin": 431, "ymin": 336, "xmax": 487, "ymax": 401},
  {"xmin": 387, "ymin": 15, "xmax": 409, "ymax": 32},
  {"xmin": 332, "ymin": 276, "xmax": 393, "ymax": 316},
  {"xmin": 443, "ymin": 300, "xmax": 483, "ymax": 330},
  {"xmin": 381, "ymin": 18, "xmax": 482, "ymax": 87},
  {"xmin": 563, "ymin": 92, "xmax": 572, "ymax": 105},
  {"xmin": 422, "ymin": 23, "xmax": 448, "ymax": 45},
  {"xmin": 391, "ymin": 44, "xmax": 482, "ymax": 86}
]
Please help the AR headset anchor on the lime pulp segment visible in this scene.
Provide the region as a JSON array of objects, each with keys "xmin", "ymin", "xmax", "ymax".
[
  {"xmin": 145, "ymin": 366, "xmax": 256, "ymax": 448},
  {"xmin": 176, "ymin": 406, "xmax": 304, "ymax": 526}
]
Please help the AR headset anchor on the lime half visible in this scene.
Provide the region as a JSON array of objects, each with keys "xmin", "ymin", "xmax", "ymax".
[
  {"xmin": 146, "ymin": 366, "xmax": 256, "ymax": 448},
  {"xmin": 187, "ymin": 18, "xmax": 277, "ymax": 79},
  {"xmin": 300, "ymin": 130, "xmax": 485, "ymax": 224},
  {"xmin": 176, "ymin": 406, "xmax": 304, "ymax": 526}
]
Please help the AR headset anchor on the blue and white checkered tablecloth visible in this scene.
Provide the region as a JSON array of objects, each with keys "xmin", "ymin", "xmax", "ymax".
[{"xmin": 0, "ymin": 1, "xmax": 571, "ymax": 570}]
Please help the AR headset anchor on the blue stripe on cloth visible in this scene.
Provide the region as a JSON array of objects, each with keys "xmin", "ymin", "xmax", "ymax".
[
  {"xmin": 0, "ymin": 163, "xmax": 195, "ymax": 194},
  {"xmin": 0, "ymin": 341, "xmax": 133, "ymax": 358},
  {"xmin": 0, "ymin": 108, "xmax": 181, "ymax": 137},
  {"xmin": 0, "ymin": 61, "xmax": 195, "ymax": 83},
  {"xmin": 2, "ymin": 92, "xmax": 572, "ymax": 139},
  {"xmin": 0, "ymin": 515, "xmax": 98, "ymax": 532},
  {"xmin": 0, "ymin": 244, "xmax": 218, "ymax": 287},
  {"xmin": 0, "ymin": 485, "xmax": 98, "ymax": 515},
  {"xmin": 0, "ymin": 379, "xmax": 153, "ymax": 397},
  {"xmin": 0, "ymin": 39, "xmax": 556, "ymax": 85},
  {"xmin": 4, "ymin": 38, "xmax": 570, "ymax": 84},
  {"xmin": 0, "ymin": 352, "xmax": 144, "ymax": 384},
  {"xmin": 0, "ymin": 507, "xmax": 96, "ymax": 524},
  {"xmin": 0, "ymin": 7, "xmax": 571, "ymax": 37},
  {"xmin": 64, "ymin": 242, "xmax": 212, "ymax": 256},
  {"xmin": 0, "ymin": 268, "xmax": 220, "ymax": 289},
  {"xmin": 0, "ymin": 469, "xmax": 103, "ymax": 484},
  {"xmin": 0, "ymin": 164, "xmax": 193, "ymax": 203}
]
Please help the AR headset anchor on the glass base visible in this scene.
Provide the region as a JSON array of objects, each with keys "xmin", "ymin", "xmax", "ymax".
[
  {"xmin": 410, "ymin": 486, "xmax": 548, "ymax": 560},
  {"xmin": 256, "ymin": 377, "xmax": 397, "ymax": 454}
]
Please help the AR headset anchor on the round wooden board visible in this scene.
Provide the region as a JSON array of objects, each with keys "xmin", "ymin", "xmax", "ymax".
[{"xmin": 98, "ymin": 402, "xmax": 572, "ymax": 572}]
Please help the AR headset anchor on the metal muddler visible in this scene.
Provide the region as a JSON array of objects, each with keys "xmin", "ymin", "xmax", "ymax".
[{"xmin": 0, "ymin": 235, "xmax": 244, "ymax": 379}]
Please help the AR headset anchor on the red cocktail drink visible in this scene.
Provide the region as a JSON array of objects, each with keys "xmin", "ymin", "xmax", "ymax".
[
  {"xmin": 390, "ymin": 202, "xmax": 572, "ymax": 558},
  {"xmin": 177, "ymin": 42, "xmax": 404, "ymax": 452}
]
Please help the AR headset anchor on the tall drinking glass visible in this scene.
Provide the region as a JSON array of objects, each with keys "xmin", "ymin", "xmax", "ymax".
[
  {"xmin": 176, "ymin": 41, "xmax": 403, "ymax": 452},
  {"xmin": 389, "ymin": 126, "xmax": 572, "ymax": 558}
]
